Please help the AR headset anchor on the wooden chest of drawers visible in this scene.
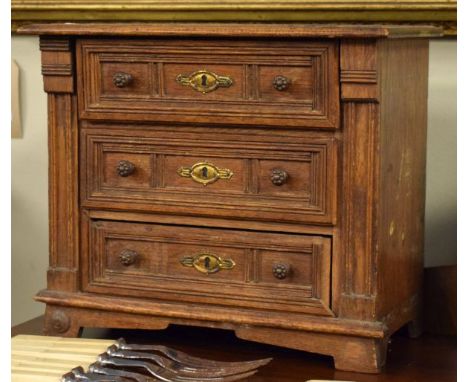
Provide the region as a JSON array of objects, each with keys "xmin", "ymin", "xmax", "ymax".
[{"xmin": 19, "ymin": 22, "xmax": 440, "ymax": 373}]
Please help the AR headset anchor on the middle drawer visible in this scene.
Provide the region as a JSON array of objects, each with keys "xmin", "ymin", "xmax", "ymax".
[{"xmin": 81, "ymin": 126, "xmax": 337, "ymax": 225}]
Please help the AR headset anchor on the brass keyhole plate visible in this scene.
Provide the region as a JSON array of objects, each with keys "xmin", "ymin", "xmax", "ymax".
[
  {"xmin": 176, "ymin": 70, "xmax": 233, "ymax": 93},
  {"xmin": 177, "ymin": 161, "xmax": 233, "ymax": 186},
  {"xmin": 180, "ymin": 253, "xmax": 236, "ymax": 274}
]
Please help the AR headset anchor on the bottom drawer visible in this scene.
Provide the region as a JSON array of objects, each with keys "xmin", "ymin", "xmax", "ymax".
[{"xmin": 83, "ymin": 217, "xmax": 332, "ymax": 315}]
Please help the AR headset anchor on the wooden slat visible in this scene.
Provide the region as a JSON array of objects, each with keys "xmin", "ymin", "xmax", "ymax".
[
  {"xmin": 11, "ymin": 335, "xmax": 111, "ymax": 382},
  {"xmin": 13, "ymin": 335, "xmax": 115, "ymax": 346}
]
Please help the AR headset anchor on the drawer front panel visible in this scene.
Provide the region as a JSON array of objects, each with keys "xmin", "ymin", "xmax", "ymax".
[
  {"xmin": 82, "ymin": 127, "xmax": 337, "ymax": 224},
  {"xmin": 101, "ymin": 62, "xmax": 151, "ymax": 97},
  {"xmin": 78, "ymin": 39, "xmax": 339, "ymax": 128},
  {"xmin": 84, "ymin": 218, "xmax": 332, "ymax": 315}
]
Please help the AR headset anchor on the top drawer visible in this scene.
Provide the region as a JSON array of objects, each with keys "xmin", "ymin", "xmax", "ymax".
[{"xmin": 77, "ymin": 39, "xmax": 339, "ymax": 129}]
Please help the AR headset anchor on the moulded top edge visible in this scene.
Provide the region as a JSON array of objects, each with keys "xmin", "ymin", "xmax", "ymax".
[{"xmin": 16, "ymin": 22, "xmax": 444, "ymax": 39}]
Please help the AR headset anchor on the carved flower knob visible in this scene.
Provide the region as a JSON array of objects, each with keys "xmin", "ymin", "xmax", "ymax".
[
  {"xmin": 119, "ymin": 249, "xmax": 138, "ymax": 266},
  {"xmin": 113, "ymin": 72, "xmax": 133, "ymax": 88},
  {"xmin": 270, "ymin": 169, "xmax": 289, "ymax": 186},
  {"xmin": 272, "ymin": 75, "xmax": 290, "ymax": 91},
  {"xmin": 116, "ymin": 160, "xmax": 135, "ymax": 177},
  {"xmin": 272, "ymin": 263, "xmax": 291, "ymax": 280}
]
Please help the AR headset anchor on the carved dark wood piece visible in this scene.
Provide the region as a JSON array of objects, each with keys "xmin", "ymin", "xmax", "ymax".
[
  {"xmin": 272, "ymin": 263, "xmax": 290, "ymax": 280},
  {"xmin": 272, "ymin": 75, "xmax": 290, "ymax": 91},
  {"xmin": 270, "ymin": 168, "xmax": 289, "ymax": 186},
  {"xmin": 31, "ymin": 23, "xmax": 430, "ymax": 374},
  {"xmin": 112, "ymin": 72, "xmax": 133, "ymax": 88},
  {"xmin": 119, "ymin": 249, "xmax": 138, "ymax": 266},
  {"xmin": 116, "ymin": 160, "xmax": 135, "ymax": 177},
  {"xmin": 48, "ymin": 309, "xmax": 71, "ymax": 333}
]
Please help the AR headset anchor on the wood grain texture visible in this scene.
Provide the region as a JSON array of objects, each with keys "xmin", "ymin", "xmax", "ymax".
[
  {"xmin": 17, "ymin": 22, "xmax": 444, "ymax": 38},
  {"xmin": 236, "ymin": 326, "xmax": 388, "ymax": 373},
  {"xmin": 375, "ymin": 39, "xmax": 429, "ymax": 327},
  {"xmin": 82, "ymin": 217, "xmax": 332, "ymax": 316},
  {"xmin": 39, "ymin": 37, "xmax": 74, "ymax": 92},
  {"xmin": 338, "ymin": 40, "xmax": 380, "ymax": 319},
  {"xmin": 36, "ymin": 290, "xmax": 386, "ymax": 338},
  {"xmin": 86, "ymin": 209, "xmax": 337, "ymax": 236},
  {"xmin": 46, "ymin": 90, "xmax": 80, "ymax": 292},
  {"xmin": 338, "ymin": 101, "xmax": 379, "ymax": 321},
  {"xmin": 337, "ymin": 42, "xmax": 381, "ymax": 321},
  {"xmin": 340, "ymin": 40, "xmax": 379, "ymax": 101},
  {"xmin": 80, "ymin": 125, "xmax": 337, "ymax": 224},
  {"xmin": 77, "ymin": 38, "xmax": 339, "ymax": 128},
  {"xmin": 12, "ymin": 335, "xmax": 113, "ymax": 382},
  {"xmin": 336, "ymin": 39, "xmax": 429, "ymax": 330},
  {"xmin": 31, "ymin": 23, "xmax": 432, "ymax": 373}
]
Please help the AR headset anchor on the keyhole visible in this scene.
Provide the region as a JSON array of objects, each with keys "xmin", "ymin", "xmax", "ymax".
[
  {"xmin": 201, "ymin": 74, "xmax": 207, "ymax": 87},
  {"xmin": 204, "ymin": 257, "xmax": 211, "ymax": 270},
  {"xmin": 201, "ymin": 167, "xmax": 208, "ymax": 178}
]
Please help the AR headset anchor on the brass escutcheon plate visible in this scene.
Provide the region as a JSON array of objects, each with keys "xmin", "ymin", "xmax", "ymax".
[
  {"xmin": 176, "ymin": 70, "xmax": 233, "ymax": 93},
  {"xmin": 177, "ymin": 161, "xmax": 233, "ymax": 186},
  {"xmin": 180, "ymin": 253, "xmax": 236, "ymax": 274}
]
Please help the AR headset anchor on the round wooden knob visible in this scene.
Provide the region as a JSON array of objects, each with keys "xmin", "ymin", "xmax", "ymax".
[
  {"xmin": 272, "ymin": 75, "xmax": 290, "ymax": 91},
  {"xmin": 119, "ymin": 249, "xmax": 138, "ymax": 266},
  {"xmin": 116, "ymin": 160, "xmax": 135, "ymax": 177},
  {"xmin": 270, "ymin": 168, "xmax": 289, "ymax": 186},
  {"xmin": 113, "ymin": 72, "xmax": 133, "ymax": 88},
  {"xmin": 272, "ymin": 263, "xmax": 290, "ymax": 280}
]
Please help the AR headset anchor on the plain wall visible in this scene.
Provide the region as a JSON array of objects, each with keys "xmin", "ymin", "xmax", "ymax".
[
  {"xmin": 425, "ymin": 39, "xmax": 457, "ymax": 267},
  {"xmin": 11, "ymin": 36, "xmax": 457, "ymax": 326},
  {"xmin": 12, "ymin": 36, "xmax": 48, "ymax": 326}
]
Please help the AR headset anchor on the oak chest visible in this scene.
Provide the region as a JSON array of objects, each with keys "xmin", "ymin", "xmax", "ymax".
[{"xmin": 20, "ymin": 22, "xmax": 439, "ymax": 373}]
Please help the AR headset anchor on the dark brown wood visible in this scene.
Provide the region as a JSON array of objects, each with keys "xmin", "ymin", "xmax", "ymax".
[
  {"xmin": 80, "ymin": 125, "xmax": 337, "ymax": 225},
  {"xmin": 39, "ymin": 37, "xmax": 75, "ymax": 93},
  {"xmin": 11, "ymin": 315, "xmax": 456, "ymax": 382},
  {"xmin": 87, "ymin": 209, "xmax": 336, "ymax": 235},
  {"xmin": 42, "ymin": 35, "xmax": 80, "ymax": 293},
  {"xmin": 82, "ymin": 218, "xmax": 332, "ymax": 316},
  {"xmin": 272, "ymin": 263, "xmax": 290, "ymax": 280},
  {"xmin": 43, "ymin": 305, "xmax": 83, "ymax": 337},
  {"xmin": 116, "ymin": 160, "xmax": 136, "ymax": 177},
  {"xmin": 270, "ymin": 168, "xmax": 289, "ymax": 186},
  {"xmin": 375, "ymin": 39, "xmax": 429, "ymax": 331},
  {"xmin": 30, "ymin": 23, "xmax": 432, "ymax": 374},
  {"xmin": 76, "ymin": 38, "xmax": 340, "ymax": 129},
  {"xmin": 17, "ymin": 22, "xmax": 443, "ymax": 38},
  {"xmin": 337, "ymin": 39, "xmax": 429, "ymax": 333},
  {"xmin": 338, "ymin": 40, "xmax": 381, "ymax": 321},
  {"xmin": 35, "ymin": 290, "xmax": 384, "ymax": 338},
  {"xmin": 237, "ymin": 326, "xmax": 388, "ymax": 373},
  {"xmin": 119, "ymin": 249, "xmax": 139, "ymax": 266}
]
